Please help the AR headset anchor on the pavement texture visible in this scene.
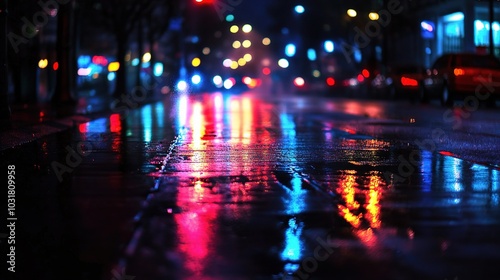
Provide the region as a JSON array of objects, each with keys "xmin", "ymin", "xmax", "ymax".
[{"xmin": 2, "ymin": 91, "xmax": 500, "ymax": 280}]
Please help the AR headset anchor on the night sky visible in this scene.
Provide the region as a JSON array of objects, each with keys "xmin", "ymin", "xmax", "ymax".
[{"xmin": 229, "ymin": 0, "xmax": 272, "ymax": 33}]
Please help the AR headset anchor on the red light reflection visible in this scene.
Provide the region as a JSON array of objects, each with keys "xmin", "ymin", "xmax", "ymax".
[
  {"xmin": 110, "ymin": 114, "xmax": 122, "ymax": 133},
  {"xmin": 171, "ymin": 93, "xmax": 276, "ymax": 277}
]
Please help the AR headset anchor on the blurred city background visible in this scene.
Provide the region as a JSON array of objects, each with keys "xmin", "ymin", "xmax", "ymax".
[
  {"xmin": 2, "ymin": 1, "xmax": 500, "ymax": 280},
  {"xmin": 2, "ymin": 0, "xmax": 500, "ymax": 121}
]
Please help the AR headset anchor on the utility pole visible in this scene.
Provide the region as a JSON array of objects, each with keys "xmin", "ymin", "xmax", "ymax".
[{"xmin": 0, "ymin": 0, "xmax": 11, "ymax": 127}]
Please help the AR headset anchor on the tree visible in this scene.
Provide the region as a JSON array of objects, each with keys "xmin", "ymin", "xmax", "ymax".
[
  {"xmin": 5, "ymin": 0, "xmax": 45, "ymax": 104},
  {"xmin": 52, "ymin": 0, "xmax": 76, "ymax": 105},
  {"xmin": 83, "ymin": 0, "xmax": 176, "ymax": 99},
  {"xmin": 144, "ymin": 0, "xmax": 175, "ymax": 91}
]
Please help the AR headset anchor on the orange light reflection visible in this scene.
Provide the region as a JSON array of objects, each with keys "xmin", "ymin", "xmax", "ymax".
[
  {"xmin": 337, "ymin": 172, "xmax": 361, "ymax": 228},
  {"xmin": 365, "ymin": 175, "xmax": 382, "ymax": 229}
]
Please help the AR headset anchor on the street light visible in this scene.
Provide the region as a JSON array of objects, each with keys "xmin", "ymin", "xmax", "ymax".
[
  {"xmin": 230, "ymin": 25, "xmax": 239, "ymax": 33},
  {"xmin": 347, "ymin": 9, "xmax": 357, "ymax": 18},
  {"xmin": 242, "ymin": 24, "xmax": 252, "ymax": 33},
  {"xmin": 324, "ymin": 40, "xmax": 334, "ymax": 53},
  {"xmin": 294, "ymin": 5, "xmax": 305, "ymax": 14},
  {"xmin": 369, "ymin": 12, "xmax": 379, "ymax": 21}
]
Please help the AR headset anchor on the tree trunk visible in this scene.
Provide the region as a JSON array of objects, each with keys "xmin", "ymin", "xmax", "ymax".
[{"xmin": 52, "ymin": 0, "xmax": 76, "ymax": 105}]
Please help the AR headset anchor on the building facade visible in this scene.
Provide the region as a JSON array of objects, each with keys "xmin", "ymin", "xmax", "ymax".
[{"xmin": 390, "ymin": 0, "xmax": 500, "ymax": 67}]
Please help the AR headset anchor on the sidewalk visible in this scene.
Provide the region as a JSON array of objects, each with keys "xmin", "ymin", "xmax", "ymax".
[
  {"xmin": 1, "ymin": 93, "xmax": 177, "ymax": 280},
  {"xmin": 0, "ymin": 94, "xmax": 160, "ymax": 151}
]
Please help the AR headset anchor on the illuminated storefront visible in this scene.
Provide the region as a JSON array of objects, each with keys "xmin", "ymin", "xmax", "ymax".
[{"xmin": 393, "ymin": 0, "xmax": 500, "ymax": 67}]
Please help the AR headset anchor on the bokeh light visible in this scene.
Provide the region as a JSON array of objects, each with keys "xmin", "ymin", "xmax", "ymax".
[
  {"xmin": 242, "ymin": 24, "xmax": 252, "ymax": 33},
  {"xmin": 223, "ymin": 59, "xmax": 232, "ymax": 68},
  {"xmin": 369, "ymin": 12, "xmax": 379, "ymax": 20},
  {"xmin": 294, "ymin": 5, "xmax": 305, "ymax": 14},
  {"xmin": 278, "ymin": 58, "xmax": 289, "ymax": 68},
  {"xmin": 242, "ymin": 40, "xmax": 251, "ymax": 48},
  {"xmin": 243, "ymin": 53, "xmax": 252, "ymax": 62},
  {"xmin": 192, "ymin": 57, "xmax": 201, "ymax": 67}
]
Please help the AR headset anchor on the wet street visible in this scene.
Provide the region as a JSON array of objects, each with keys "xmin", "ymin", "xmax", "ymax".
[{"xmin": 3, "ymin": 90, "xmax": 500, "ymax": 280}]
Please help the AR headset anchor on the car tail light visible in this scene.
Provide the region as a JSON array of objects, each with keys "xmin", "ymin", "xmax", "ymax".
[
  {"xmin": 400, "ymin": 76, "xmax": 418, "ymax": 87},
  {"xmin": 362, "ymin": 69, "xmax": 370, "ymax": 78},
  {"xmin": 242, "ymin": 76, "xmax": 252, "ymax": 85},
  {"xmin": 326, "ymin": 77, "xmax": 335, "ymax": 86},
  {"xmin": 453, "ymin": 68, "xmax": 465, "ymax": 76},
  {"xmin": 343, "ymin": 78, "xmax": 358, "ymax": 87},
  {"xmin": 357, "ymin": 74, "xmax": 365, "ymax": 82},
  {"xmin": 294, "ymin": 77, "xmax": 305, "ymax": 87}
]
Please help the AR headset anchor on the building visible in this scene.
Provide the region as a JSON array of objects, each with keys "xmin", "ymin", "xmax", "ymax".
[{"xmin": 390, "ymin": 0, "xmax": 500, "ymax": 67}]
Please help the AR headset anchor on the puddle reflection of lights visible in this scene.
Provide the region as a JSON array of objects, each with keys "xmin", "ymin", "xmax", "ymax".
[
  {"xmin": 110, "ymin": 114, "xmax": 121, "ymax": 133},
  {"xmin": 177, "ymin": 94, "xmax": 189, "ymax": 131},
  {"xmin": 230, "ymin": 99, "xmax": 241, "ymax": 141},
  {"xmin": 194, "ymin": 180, "xmax": 204, "ymax": 200},
  {"xmin": 337, "ymin": 173, "xmax": 359, "ymax": 210},
  {"xmin": 281, "ymin": 217, "xmax": 304, "ymax": 262},
  {"xmin": 365, "ymin": 175, "xmax": 381, "ymax": 229},
  {"xmin": 285, "ymin": 176, "xmax": 307, "ymax": 215},
  {"xmin": 141, "ymin": 105, "xmax": 153, "ymax": 142},
  {"xmin": 420, "ymin": 150, "xmax": 432, "ymax": 191},
  {"xmin": 345, "ymin": 101, "xmax": 361, "ymax": 115},
  {"xmin": 82, "ymin": 118, "xmax": 108, "ymax": 133},
  {"xmin": 109, "ymin": 114, "xmax": 122, "ymax": 153},
  {"xmin": 155, "ymin": 102, "xmax": 164, "ymax": 128},
  {"xmin": 214, "ymin": 93, "xmax": 223, "ymax": 133},
  {"xmin": 338, "ymin": 172, "xmax": 362, "ymax": 228},
  {"xmin": 441, "ymin": 155, "xmax": 464, "ymax": 192},
  {"xmin": 355, "ymin": 228, "xmax": 377, "ymax": 248},
  {"xmin": 339, "ymin": 205, "xmax": 362, "ymax": 228},
  {"xmin": 189, "ymin": 102, "xmax": 208, "ymax": 176},
  {"xmin": 279, "ymin": 113, "xmax": 296, "ymax": 137},
  {"xmin": 190, "ymin": 102, "xmax": 204, "ymax": 143},
  {"xmin": 175, "ymin": 206, "xmax": 217, "ymax": 276},
  {"xmin": 242, "ymin": 97, "xmax": 252, "ymax": 144},
  {"xmin": 493, "ymin": 169, "xmax": 499, "ymax": 192}
]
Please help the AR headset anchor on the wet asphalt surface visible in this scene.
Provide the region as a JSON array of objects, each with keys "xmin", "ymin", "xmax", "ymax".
[{"xmin": 1, "ymin": 90, "xmax": 500, "ymax": 280}]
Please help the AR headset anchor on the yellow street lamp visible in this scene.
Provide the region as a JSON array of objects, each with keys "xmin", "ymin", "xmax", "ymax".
[{"xmin": 369, "ymin": 12, "xmax": 379, "ymax": 20}]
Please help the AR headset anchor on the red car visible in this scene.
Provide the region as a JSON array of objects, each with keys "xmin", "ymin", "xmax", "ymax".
[{"xmin": 421, "ymin": 53, "xmax": 500, "ymax": 107}]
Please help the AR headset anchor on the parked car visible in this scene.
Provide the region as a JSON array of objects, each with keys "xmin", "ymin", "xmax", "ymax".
[
  {"xmin": 291, "ymin": 41, "xmax": 367, "ymax": 97},
  {"xmin": 370, "ymin": 64, "xmax": 426, "ymax": 101},
  {"xmin": 421, "ymin": 53, "xmax": 500, "ymax": 107}
]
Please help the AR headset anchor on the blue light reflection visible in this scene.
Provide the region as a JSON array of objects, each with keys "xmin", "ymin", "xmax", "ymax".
[
  {"xmin": 281, "ymin": 217, "xmax": 303, "ymax": 262},
  {"xmin": 141, "ymin": 104, "xmax": 152, "ymax": 142}
]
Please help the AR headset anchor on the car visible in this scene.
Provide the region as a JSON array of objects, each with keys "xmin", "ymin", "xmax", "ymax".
[
  {"xmin": 370, "ymin": 64, "xmax": 427, "ymax": 101},
  {"xmin": 421, "ymin": 53, "xmax": 500, "ymax": 107},
  {"xmin": 287, "ymin": 40, "xmax": 366, "ymax": 97}
]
